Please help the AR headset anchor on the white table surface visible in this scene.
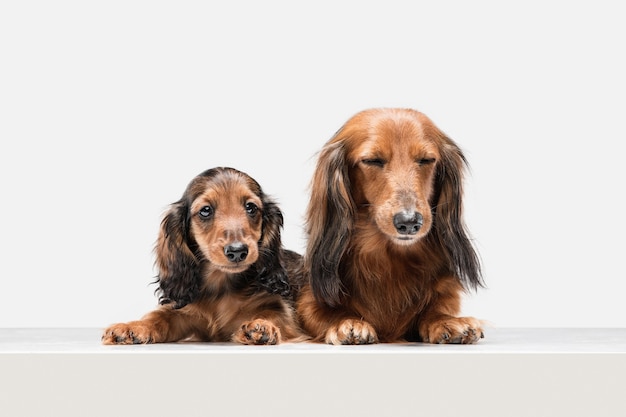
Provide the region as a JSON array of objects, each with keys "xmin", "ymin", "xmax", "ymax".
[
  {"xmin": 2, "ymin": 327, "xmax": 626, "ymax": 417},
  {"xmin": 1, "ymin": 327, "xmax": 625, "ymax": 353}
]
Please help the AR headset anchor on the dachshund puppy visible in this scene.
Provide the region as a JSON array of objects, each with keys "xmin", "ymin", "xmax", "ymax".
[
  {"xmin": 296, "ymin": 108, "xmax": 485, "ymax": 344},
  {"xmin": 103, "ymin": 167, "xmax": 306, "ymax": 345}
]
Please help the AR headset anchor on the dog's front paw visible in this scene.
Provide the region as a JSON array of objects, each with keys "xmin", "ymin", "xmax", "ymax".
[
  {"xmin": 233, "ymin": 319, "xmax": 281, "ymax": 345},
  {"xmin": 422, "ymin": 317, "xmax": 484, "ymax": 344},
  {"xmin": 101, "ymin": 322, "xmax": 158, "ymax": 345},
  {"xmin": 325, "ymin": 319, "xmax": 378, "ymax": 345}
]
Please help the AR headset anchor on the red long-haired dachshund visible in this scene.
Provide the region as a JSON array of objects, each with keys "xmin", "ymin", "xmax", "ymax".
[
  {"xmin": 102, "ymin": 167, "xmax": 306, "ymax": 345},
  {"xmin": 296, "ymin": 108, "xmax": 485, "ymax": 344}
]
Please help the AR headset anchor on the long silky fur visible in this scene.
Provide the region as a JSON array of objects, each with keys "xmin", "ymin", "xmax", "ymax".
[
  {"xmin": 155, "ymin": 198, "xmax": 201, "ymax": 309},
  {"xmin": 304, "ymin": 139, "xmax": 355, "ymax": 307},
  {"xmin": 430, "ymin": 137, "xmax": 484, "ymax": 291}
]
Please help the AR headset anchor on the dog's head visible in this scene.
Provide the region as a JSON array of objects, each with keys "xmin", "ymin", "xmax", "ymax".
[
  {"xmin": 305, "ymin": 108, "xmax": 483, "ymax": 306},
  {"xmin": 155, "ymin": 167, "xmax": 289, "ymax": 308}
]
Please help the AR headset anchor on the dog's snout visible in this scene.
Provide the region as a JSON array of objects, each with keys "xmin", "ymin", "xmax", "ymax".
[
  {"xmin": 224, "ymin": 242, "xmax": 248, "ymax": 263},
  {"xmin": 393, "ymin": 211, "xmax": 423, "ymax": 235}
]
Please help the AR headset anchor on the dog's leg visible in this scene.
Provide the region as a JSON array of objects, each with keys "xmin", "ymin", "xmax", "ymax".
[
  {"xmin": 296, "ymin": 288, "xmax": 378, "ymax": 344},
  {"xmin": 101, "ymin": 307, "xmax": 197, "ymax": 344},
  {"xmin": 417, "ymin": 276, "xmax": 484, "ymax": 344}
]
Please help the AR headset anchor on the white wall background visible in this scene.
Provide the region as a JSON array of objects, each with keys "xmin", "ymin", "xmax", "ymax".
[{"xmin": 1, "ymin": 1, "xmax": 624, "ymax": 328}]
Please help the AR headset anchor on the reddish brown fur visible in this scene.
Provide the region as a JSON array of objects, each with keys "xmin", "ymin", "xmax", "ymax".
[
  {"xmin": 296, "ymin": 108, "xmax": 485, "ymax": 344},
  {"xmin": 103, "ymin": 167, "xmax": 307, "ymax": 345}
]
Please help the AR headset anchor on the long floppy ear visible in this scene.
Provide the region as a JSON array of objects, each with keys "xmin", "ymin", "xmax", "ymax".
[
  {"xmin": 154, "ymin": 200, "xmax": 202, "ymax": 308},
  {"xmin": 304, "ymin": 139, "xmax": 355, "ymax": 307},
  {"xmin": 248, "ymin": 195, "xmax": 291, "ymax": 297},
  {"xmin": 432, "ymin": 137, "xmax": 484, "ymax": 291}
]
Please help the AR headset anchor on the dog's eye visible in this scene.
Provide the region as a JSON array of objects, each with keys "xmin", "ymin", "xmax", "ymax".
[
  {"xmin": 198, "ymin": 205, "xmax": 214, "ymax": 218},
  {"xmin": 417, "ymin": 158, "xmax": 436, "ymax": 166},
  {"xmin": 245, "ymin": 202, "xmax": 258, "ymax": 216},
  {"xmin": 362, "ymin": 158, "xmax": 386, "ymax": 167}
]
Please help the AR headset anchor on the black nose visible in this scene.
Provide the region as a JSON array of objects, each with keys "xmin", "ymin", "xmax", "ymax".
[
  {"xmin": 393, "ymin": 211, "xmax": 423, "ymax": 235},
  {"xmin": 224, "ymin": 242, "xmax": 248, "ymax": 263}
]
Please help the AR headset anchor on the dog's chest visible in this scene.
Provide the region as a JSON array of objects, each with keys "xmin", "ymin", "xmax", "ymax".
[
  {"xmin": 348, "ymin": 265, "xmax": 430, "ymax": 337},
  {"xmin": 194, "ymin": 294, "xmax": 253, "ymax": 336}
]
